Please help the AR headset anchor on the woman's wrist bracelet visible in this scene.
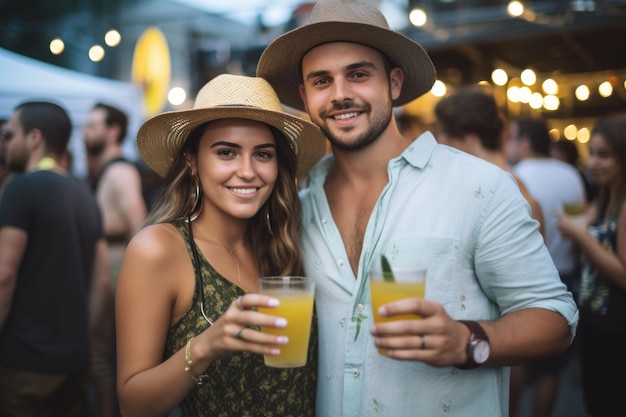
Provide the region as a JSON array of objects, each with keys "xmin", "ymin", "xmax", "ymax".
[{"xmin": 184, "ymin": 337, "xmax": 208, "ymax": 385}]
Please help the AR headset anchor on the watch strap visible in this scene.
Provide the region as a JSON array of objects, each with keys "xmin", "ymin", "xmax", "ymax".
[{"xmin": 455, "ymin": 320, "xmax": 489, "ymax": 370}]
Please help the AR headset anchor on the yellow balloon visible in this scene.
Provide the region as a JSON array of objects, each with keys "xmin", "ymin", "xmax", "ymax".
[{"xmin": 132, "ymin": 27, "xmax": 171, "ymax": 116}]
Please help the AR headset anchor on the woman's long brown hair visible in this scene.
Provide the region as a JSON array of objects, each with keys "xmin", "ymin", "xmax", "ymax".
[{"xmin": 143, "ymin": 121, "xmax": 303, "ymax": 276}]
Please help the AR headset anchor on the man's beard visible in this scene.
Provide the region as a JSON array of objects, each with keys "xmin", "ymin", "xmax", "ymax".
[
  {"xmin": 7, "ymin": 152, "xmax": 27, "ymax": 173},
  {"xmin": 319, "ymin": 100, "xmax": 392, "ymax": 152},
  {"xmin": 85, "ymin": 140, "xmax": 106, "ymax": 157}
]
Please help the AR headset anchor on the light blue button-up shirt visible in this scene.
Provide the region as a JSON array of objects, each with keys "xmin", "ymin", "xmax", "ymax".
[{"xmin": 300, "ymin": 132, "xmax": 579, "ymax": 417}]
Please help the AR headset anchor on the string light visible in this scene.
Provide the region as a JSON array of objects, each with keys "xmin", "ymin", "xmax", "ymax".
[
  {"xmin": 549, "ymin": 128, "xmax": 560, "ymax": 140},
  {"xmin": 507, "ymin": 0, "xmax": 524, "ymax": 17},
  {"xmin": 575, "ymin": 85, "xmax": 590, "ymax": 101},
  {"xmin": 491, "ymin": 68, "xmax": 508, "ymax": 86},
  {"xmin": 529, "ymin": 92, "xmax": 543, "ymax": 109},
  {"xmin": 105, "ymin": 29, "xmax": 121, "ymax": 47},
  {"xmin": 577, "ymin": 127, "xmax": 591, "ymax": 143},
  {"xmin": 431, "ymin": 80, "xmax": 447, "ymax": 97},
  {"xmin": 168, "ymin": 87, "xmax": 187, "ymax": 106},
  {"xmin": 49, "ymin": 38, "xmax": 64, "ymax": 55},
  {"xmin": 518, "ymin": 86, "xmax": 532, "ymax": 103},
  {"xmin": 88, "ymin": 45, "xmax": 105, "ymax": 62},
  {"xmin": 521, "ymin": 69, "xmax": 536, "ymax": 86},
  {"xmin": 564, "ymin": 124, "xmax": 578, "ymax": 140},
  {"xmin": 409, "ymin": 8, "xmax": 427, "ymax": 27},
  {"xmin": 543, "ymin": 95, "xmax": 560, "ymax": 111},
  {"xmin": 48, "ymin": 29, "xmax": 121, "ymax": 60},
  {"xmin": 542, "ymin": 79, "xmax": 558, "ymax": 95},
  {"xmin": 598, "ymin": 81, "xmax": 613, "ymax": 97}
]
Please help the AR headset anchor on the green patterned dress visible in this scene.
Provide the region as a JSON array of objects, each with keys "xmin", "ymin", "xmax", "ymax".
[{"xmin": 164, "ymin": 220, "xmax": 317, "ymax": 417}]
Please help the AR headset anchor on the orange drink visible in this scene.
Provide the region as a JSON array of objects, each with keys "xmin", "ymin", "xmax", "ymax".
[
  {"xmin": 257, "ymin": 276, "xmax": 315, "ymax": 368},
  {"xmin": 369, "ymin": 267, "xmax": 426, "ymax": 355},
  {"xmin": 563, "ymin": 201, "xmax": 584, "ymax": 215},
  {"xmin": 370, "ymin": 280, "xmax": 425, "ymax": 323}
]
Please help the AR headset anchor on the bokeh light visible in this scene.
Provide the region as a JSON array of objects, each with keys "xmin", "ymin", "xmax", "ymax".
[
  {"xmin": 575, "ymin": 85, "xmax": 590, "ymax": 101},
  {"xmin": 542, "ymin": 79, "xmax": 558, "ymax": 95},
  {"xmin": 105, "ymin": 29, "xmax": 121, "ymax": 47},
  {"xmin": 409, "ymin": 8, "xmax": 427, "ymax": 27},
  {"xmin": 491, "ymin": 69, "xmax": 508, "ymax": 86},
  {"xmin": 507, "ymin": 0, "xmax": 524, "ymax": 17},
  {"xmin": 49, "ymin": 38, "xmax": 65, "ymax": 55},
  {"xmin": 168, "ymin": 87, "xmax": 187, "ymax": 106},
  {"xmin": 89, "ymin": 45, "xmax": 105, "ymax": 62},
  {"xmin": 431, "ymin": 80, "xmax": 447, "ymax": 97}
]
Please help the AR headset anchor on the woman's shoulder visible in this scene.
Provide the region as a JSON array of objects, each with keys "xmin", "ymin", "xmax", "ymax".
[{"xmin": 127, "ymin": 222, "xmax": 185, "ymax": 263}]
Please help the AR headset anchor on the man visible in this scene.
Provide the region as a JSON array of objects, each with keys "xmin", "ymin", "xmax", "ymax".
[
  {"xmin": 433, "ymin": 86, "xmax": 544, "ymax": 237},
  {"xmin": 507, "ymin": 118, "xmax": 586, "ymax": 293},
  {"xmin": 257, "ymin": 1, "xmax": 578, "ymax": 416},
  {"xmin": 506, "ymin": 117, "xmax": 586, "ymax": 417},
  {"xmin": 83, "ymin": 102, "xmax": 147, "ymax": 417},
  {"xmin": 0, "ymin": 121, "xmax": 10, "ymax": 195},
  {"xmin": 0, "ymin": 101, "xmax": 110, "ymax": 416},
  {"xmin": 0, "ymin": 120, "xmax": 24, "ymax": 198},
  {"xmin": 83, "ymin": 102, "xmax": 147, "ymax": 242}
]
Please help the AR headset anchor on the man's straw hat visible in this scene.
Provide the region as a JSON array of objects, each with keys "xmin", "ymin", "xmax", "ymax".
[
  {"xmin": 137, "ymin": 74, "xmax": 327, "ymax": 178},
  {"xmin": 257, "ymin": 0, "xmax": 436, "ymax": 111}
]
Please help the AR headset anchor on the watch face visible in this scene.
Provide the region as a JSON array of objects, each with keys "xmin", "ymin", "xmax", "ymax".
[{"xmin": 473, "ymin": 340, "xmax": 490, "ymax": 364}]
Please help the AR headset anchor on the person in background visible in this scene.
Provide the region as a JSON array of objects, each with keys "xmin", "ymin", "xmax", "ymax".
[
  {"xmin": 551, "ymin": 138, "xmax": 597, "ymax": 204},
  {"xmin": 257, "ymin": 0, "xmax": 578, "ymax": 415},
  {"xmin": 558, "ymin": 113, "xmax": 626, "ymax": 417},
  {"xmin": 83, "ymin": 102, "xmax": 147, "ymax": 417},
  {"xmin": 0, "ymin": 120, "xmax": 8, "ymax": 186},
  {"xmin": 83, "ymin": 102, "xmax": 147, "ymax": 250},
  {"xmin": 434, "ymin": 86, "xmax": 545, "ymax": 237},
  {"xmin": 0, "ymin": 119, "xmax": 25, "ymax": 198},
  {"xmin": 507, "ymin": 118, "xmax": 586, "ymax": 294},
  {"xmin": 115, "ymin": 74, "xmax": 326, "ymax": 417},
  {"xmin": 0, "ymin": 101, "xmax": 110, "ymax": 417},
  {"xmin": 395, "ymin": 111, "xmax": 426, "ymax": 141},
  {"xmin": 505, "ymin": 117, "xmax": 585, "ymax": 417}
]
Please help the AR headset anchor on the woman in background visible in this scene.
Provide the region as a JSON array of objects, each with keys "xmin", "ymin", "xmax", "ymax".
[{"xmin": 558, "ymin": 113, "xmax": 626, "ymax": 417}]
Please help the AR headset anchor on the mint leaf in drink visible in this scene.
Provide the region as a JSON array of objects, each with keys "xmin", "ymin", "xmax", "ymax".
[{"xmin": 381, "ymin": 255, "xmax": 395, "ymax": 283}]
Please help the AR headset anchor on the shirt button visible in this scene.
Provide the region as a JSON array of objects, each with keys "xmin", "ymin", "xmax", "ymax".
[
  {"xmin": 352, "ymin": 368, "xmax": 359, "ymax": 378},
  {"xmin": 322, "ymin": 217, "xmax": 328, "ymax": 224},
  {"xmin": 356, "ymin": 304, "xmax": 364, "ymax": 312},
  {"xmin": 337, "ymin": 259, "xmax": 344, "ymax": 267}
]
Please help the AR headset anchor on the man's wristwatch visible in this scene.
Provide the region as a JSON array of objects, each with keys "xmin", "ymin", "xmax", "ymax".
[{"xmin": 455, "ymin": 320, "xmax": 490, "ymax": 369}]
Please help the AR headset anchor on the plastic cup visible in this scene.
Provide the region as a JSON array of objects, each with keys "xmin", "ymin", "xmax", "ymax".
[
  {"xmin": 369, "ymin": 267, "xmax": 427, "ymax": 356},
  {"xmin": 257, "ymin": 276, "xmax": 315, "ymax": 368}
]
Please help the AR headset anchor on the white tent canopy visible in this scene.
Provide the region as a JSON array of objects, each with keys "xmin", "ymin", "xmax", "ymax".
[{"xmin": 0, "ymin": 47, "xmax": 146, "ymax": 178}]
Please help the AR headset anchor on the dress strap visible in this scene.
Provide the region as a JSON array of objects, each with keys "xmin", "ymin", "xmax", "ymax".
[{"xmin": 185, "ymin": 217, "xmax": 213, "ymax": 325}]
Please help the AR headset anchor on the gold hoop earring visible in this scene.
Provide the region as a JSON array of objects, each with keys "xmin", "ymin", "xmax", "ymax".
[
  {"xmin": 189, "ymin": 176, "xmax": 202, "ymax": 222},
  {"xmin": 265, "ymin": 208, "xmax": 274, "ymax": 235}
]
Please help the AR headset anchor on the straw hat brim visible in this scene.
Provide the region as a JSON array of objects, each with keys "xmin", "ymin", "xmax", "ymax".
[
  {"xmin": 257, "ymin": 21, "xmax": 436, "ymax": 111},
  {"xmin": 136, "ymin": 105, "xmax": 327, "ymax": 178}
]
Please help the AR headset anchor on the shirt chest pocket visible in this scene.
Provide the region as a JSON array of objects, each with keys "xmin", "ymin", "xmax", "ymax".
[{"xmin": 380, "ymin": 237, "xmax": 460, "ymax": 313}]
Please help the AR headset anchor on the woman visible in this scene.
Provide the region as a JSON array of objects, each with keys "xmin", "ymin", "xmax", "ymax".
[
  {"xmin": 115, "ymin": 74, "xmax": 326, "ymax": 417},
  {"xmin": 558, "ymin": 113, "xmax": 626, "ymax": 417}
]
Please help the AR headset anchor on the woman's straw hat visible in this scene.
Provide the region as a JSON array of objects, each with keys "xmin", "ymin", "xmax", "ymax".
[
  {"xmin": 257, "ymin": 0, "xmax": 436, "ymax": 111},
  {"xmin": 137, "ymin": 74, "xmax": 327, "ymax": 177}
]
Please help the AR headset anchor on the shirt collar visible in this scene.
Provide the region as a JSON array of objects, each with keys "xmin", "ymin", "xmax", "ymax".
[
  {"xmin": 397, "ymin": 131, "xmax": 437, "ymax": 170},
  {"xmin": 306, "ymin": 130, "xmax": 438, "ymax": 184}
]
